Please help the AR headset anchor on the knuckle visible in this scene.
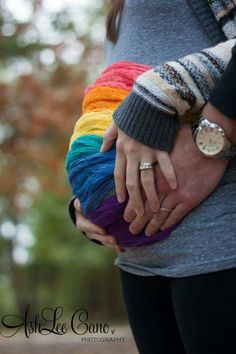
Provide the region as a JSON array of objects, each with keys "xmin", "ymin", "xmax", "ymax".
[
  {"xmin": 124, "ymin": 214, "xmax": 132, "ymax": 222},
  {"xmin": 103, "ymin": 131, "xmax": 110, "ymax": 140},
  {"xmin": 152, "ymin": 214, "xmax": 163, "ymax": 223},
  {"xmin": 182, "ymin": 191, "xmax": 197, "ymax": 207},
  {"xmin": 104, "ymin": 133, "xmax": 114, "ymax": 143},
  {"xmin": 184, "ymin": 200, "xmax": 194, "ymax": 209},
  {"xmin": 116, "ymin": 141, "xmax": 123, "ymax": 152},
  {"xmin": 125, "ymin": 144, "xmax": 136, "ymax": 155},
  {"xmin": 114, "ymin": 170, "xmax": 122, "ymax": 180},
  {"xmin": 126, "ymin": 181, "xmax": 135, "ymax": 191}
]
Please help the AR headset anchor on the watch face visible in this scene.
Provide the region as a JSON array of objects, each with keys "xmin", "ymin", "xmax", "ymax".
[{"xmin": 196, "ymin": 126, "xmax": 225, "ymax": 156}]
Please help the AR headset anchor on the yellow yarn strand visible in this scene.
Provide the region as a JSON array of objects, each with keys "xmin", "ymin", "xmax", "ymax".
[{"xmin": 69, "ymin": 110, "xmax": 114, "ymax": 148}]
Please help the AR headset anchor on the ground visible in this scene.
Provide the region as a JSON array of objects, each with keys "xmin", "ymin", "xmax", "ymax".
[{"xmin": 0, "ymin": 325, "xmax": 138, "ymax": 354}]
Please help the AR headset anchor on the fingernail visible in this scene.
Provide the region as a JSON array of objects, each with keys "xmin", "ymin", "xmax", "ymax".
[
  {"xmin": 170, "ymin": 182, "xmax": 177, "ymax": 189},
  {"xmin": 74, "ymin": 199, "xmax": 80, "ymax": 208}
]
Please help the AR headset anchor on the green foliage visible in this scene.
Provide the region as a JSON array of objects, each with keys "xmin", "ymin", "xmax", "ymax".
[
  {"xmin": 0, "ymin": 0, "xmax": 127, "ymax": 323},
  {"xmin": 29, "ymin": 191, "xmax": 115, "ymax": 269},
  {"xmin": 26, "ymin": 192, "xmax": 125, "ymax": 320}
]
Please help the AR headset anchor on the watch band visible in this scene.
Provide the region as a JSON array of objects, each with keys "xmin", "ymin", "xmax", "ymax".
[
  {"xmin": 217, "ymin": 144, "xmax": 236, "ymax": 159},
  {"xmin": 191, "ymin": 116, "xmax": 202, "ymax": 136}
]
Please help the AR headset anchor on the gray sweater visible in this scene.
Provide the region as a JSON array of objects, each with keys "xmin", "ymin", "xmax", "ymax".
[
  {"xmin": 105, "ymin": 0, "xmax": 216, "ymax": 67},
  {"xmin": 104, "ymin": 0, "xmax": 236, "ymax": 277}
]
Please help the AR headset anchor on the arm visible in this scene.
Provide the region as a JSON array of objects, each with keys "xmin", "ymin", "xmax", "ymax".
[
  {"xmin": 124, "ymin": 60, "xmax": 236, "ymax": 235},
  {"xmin": 109, "ymin": 39, "xmax": 235, "ymax": 215},
  {"xmin": 203, "ymin": 42, "xmax": 236, "ymax": 142},
  {"xmin": 208, "ymin": 43, "xmax": 236, "ymax": 120},
  {"xmin": 113, "ymin": 39, "xmax": 236, "ymax": 152}
]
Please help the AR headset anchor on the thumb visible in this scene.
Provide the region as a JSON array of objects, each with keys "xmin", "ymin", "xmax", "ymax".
[
  {"xmin": 74, "ymin": 198, "xmax": 82, "ymax": 212},
  {"xmin": 100, "ymin": 122, "xmax": 118, "ymax": 152}
]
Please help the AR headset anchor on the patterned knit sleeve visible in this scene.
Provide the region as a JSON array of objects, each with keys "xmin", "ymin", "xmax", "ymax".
[{"xmin": 113, "ymin": 39, "xmax": 236, "ymax": 151}]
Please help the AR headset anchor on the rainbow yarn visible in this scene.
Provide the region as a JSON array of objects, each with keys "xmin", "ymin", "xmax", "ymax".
[{"xmin": 66, "ymin": 61, "xmax": 178, "ymax": 247}]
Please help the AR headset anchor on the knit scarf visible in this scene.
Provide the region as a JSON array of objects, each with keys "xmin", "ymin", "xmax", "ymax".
[{"xmin": 66, "ymin": 62, "xmax": 179, "ymax": 247}]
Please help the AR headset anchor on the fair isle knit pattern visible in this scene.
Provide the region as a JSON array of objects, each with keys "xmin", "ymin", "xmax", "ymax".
[
  {"xmin": 141, "ymin": 41, "xmax": 234, "ymax": 116},
  {"xmin": 208, "ymin": 0, "xmax": 236, "ymax": 39},
  {"xmin": 113, "ymin": 1, "xmax": 236, "ymax": 151}
]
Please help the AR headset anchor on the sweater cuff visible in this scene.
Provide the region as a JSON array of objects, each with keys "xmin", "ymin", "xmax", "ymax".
[{"xmin": 113, "ymin": 92, "xmax": 179, "ymax": 151}]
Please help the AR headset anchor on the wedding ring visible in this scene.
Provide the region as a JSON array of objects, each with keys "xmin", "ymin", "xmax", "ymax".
[
  {"xmin": 160, "ymin": 206, "xmax": 173, "ymax": 213},
  {"xmin": 139, "ymin": 161, "xmax": 156, "ymax": 171}
]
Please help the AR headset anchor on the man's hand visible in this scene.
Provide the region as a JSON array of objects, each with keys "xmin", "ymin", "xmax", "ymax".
[{"xmin": 125, "ymin": 122, "xmax": 229, "ymax": 236}]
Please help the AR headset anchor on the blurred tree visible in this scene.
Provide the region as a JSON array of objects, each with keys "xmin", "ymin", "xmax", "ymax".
[
  {"xmin": 27, "ymin": 192, "xmax": 125, "ymax": 320},
  {"xmin": 0, "ymin": 0, "xmax": 126, "ymax": 323}
]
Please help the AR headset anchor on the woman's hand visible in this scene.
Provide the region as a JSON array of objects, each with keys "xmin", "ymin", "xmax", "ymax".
[
  {"xmin": 101, "ymin": 123, "xmax": 177, "ymax": 217},
  {"xmin": 74, "ymin": 199, "xmax": 124, "ymax": 252}
]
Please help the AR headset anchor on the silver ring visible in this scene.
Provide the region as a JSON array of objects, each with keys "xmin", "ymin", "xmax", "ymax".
[
  {"xmin": 139, "ymin": 161, "xmax": 156, "ymax": 171},
  {"xmin": 160, "ymin": 206, "xmax": 173, "ymax": 213}
]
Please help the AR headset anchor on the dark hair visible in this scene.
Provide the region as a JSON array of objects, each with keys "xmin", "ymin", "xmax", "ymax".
[{"xmin": 106, "ymin": 0, "xmax": 125, "ymax": 43}]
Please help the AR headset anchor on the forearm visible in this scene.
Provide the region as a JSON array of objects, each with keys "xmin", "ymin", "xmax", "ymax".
[{"xmin": 113, "ymin": 39, "xmax": 236, "ymax": 151}]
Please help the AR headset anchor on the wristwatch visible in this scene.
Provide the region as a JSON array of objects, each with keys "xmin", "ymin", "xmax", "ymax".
[{"xmin": 191, "ymin": 117, "xmax": 236, "ymax": 159}]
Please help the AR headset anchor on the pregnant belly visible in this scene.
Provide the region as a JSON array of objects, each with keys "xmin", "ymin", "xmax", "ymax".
[{"xmin": 66, "ymin": 61, "xmax": 185, "ymax": 247}]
